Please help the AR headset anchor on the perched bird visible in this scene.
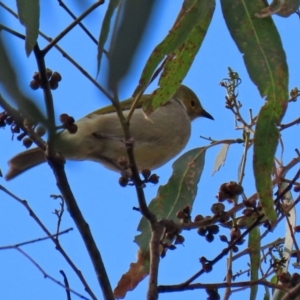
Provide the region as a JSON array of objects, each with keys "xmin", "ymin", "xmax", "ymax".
[{"xmin": 5, "ymin": 85, "xmax": 213, "ymax": 180}]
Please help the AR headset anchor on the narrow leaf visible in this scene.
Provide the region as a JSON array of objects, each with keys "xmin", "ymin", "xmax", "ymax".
[
  {"xmin": 134, "ymin": 0, "xmax": 214, "ymax": 99},
  {"xmin": 114, "ymin": 251, "xmax": 149, "ymax": 299},
  {"xmin": 221, "ymin": 0, "xmax": 289, "ymax": 224},
  {"xmin": 108, "ymin": 0, "xmax": 157, "ymax": 90},
  {"xmin": 115, "ymin": 147, "xmax": 206, "ymax": 297},
  {"xmin": 249, "ymin": 226, "xmax": 260, "ymax": 300},
  {"xmin": 142, "ymin": 1, "xmax": 215, "ymax": 115},
  {"xmin": 16, "ymin": 0, "xmax": 40, "ymax": 56},
  {"xmin": 212, "ymin": 144, "xmax": 230, "ymax": 175},
  {"xmin": 135, "ymin": 147, "xmax": 206, "ymax": 250},
  {"xmin": 97, "ymin": 0, "xmax": 121, "ymax": 74}
]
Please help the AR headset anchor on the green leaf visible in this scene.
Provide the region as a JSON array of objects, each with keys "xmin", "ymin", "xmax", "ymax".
[
  {"xmin": 142, "ymin": 1, "xmax": 215, "ymax": 115},
  {"xmin": 271, "ymin": 275, "xmax": 278, "ymax": 284},
  {"xmin": 134, "ymin": 0, "xmax": 215, "ymax": 101},
  {"xmin": 107, "ymin": 0, "xmax": 157, "ymax": 90},
  {"xmin": 248, "ymin": 226, "xmax": 260, "ymax": 300},
  {"xmin": 221, "ymin": 0, "xmax": 289, "ymax": 224},
  {"xmin": 16, "ymin": 0, "xmax": 40, "ymax": 56},
  {"xmin": 116, "ymin": 147, "xmax": 206, "ymax": 296},
  {"xmin": 135, "ymin": 147, "xmax": 206, "ymax": 250},
  {"xmin": 97, "ymin": 0, "xmax": 121, "ymax": 75}
]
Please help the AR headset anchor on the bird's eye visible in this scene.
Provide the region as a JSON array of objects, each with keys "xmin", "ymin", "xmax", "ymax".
[{"xmin": 191, "ymin": 100, "xmax": 196, "ymax": 107}]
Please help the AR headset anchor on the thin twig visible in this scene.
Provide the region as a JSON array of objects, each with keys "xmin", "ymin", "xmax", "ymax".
[
  {"xmin": 282, "ymin": 281, "xmax": 300, "ymax": 300},
  {"xmin": 57, "ymin": 0, "xmax": 98, "ymax": 45},
  {"xmin": 33, "ymin": 44, "xmax": 56, "ymax": 145},
  {"xmin": 0, "ymin": 228, "xmax": 73, "ymax": 250},
  {"xmin": 284, "ymin": 206, "xmax": 300, "ymax": 262},
  {"xmin": 60, "ymin": 270, "xmax": 72, "ymax": 300},
  {"xmin": 111, "ymin": 91, "xmax": 156, "ymax": 223},
  {"xmin": 16, "ymin": 247, "xmax": 89, "ymax": 300},
  {"xmin": 34, "ymin": 39, "xmax": 114, "ymax": 300},
  {"xmin": 158, "ymin": 278, "xmax": 288, "ymax": 294},
  {"xmin": 172, "ymin": 215, "xmax": 265, "ymax": 288},
  {"xmin": 147, "ymin": 221, "xmax": 165, "ymax": 300},
  {"xmin": 50, "ymin": 160, "xmax": 114, "ymax": 300},
  {"xmin": 0, "ymin": 23, "xmax": 24, "ymax": 39},
  {"xmin": 39, "ymin": 32, "xmax": 112, "ymax": 101},
  {"xmin": 42, "ymin": 1, "xmax": 104, "ymax": 55},
  {"xmin": 1, "ymin": 2, "xmax": 112, "ymax": 102},
  {"xmin": 280, "ymin": 116, "xmax": 300, "ymax": 130},
  {"xmin": 0, "ymin": 185, "xmax": 97, "ymax": 300}
]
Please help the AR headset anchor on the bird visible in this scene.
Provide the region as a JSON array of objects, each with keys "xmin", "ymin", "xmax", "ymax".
[{"xmin": 5, "ymin": 85, "xmax": 213, "ymax": 180}]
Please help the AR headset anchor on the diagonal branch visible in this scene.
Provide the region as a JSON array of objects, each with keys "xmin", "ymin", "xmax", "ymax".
[{"xmin": 42, "ymin": 1, "xmax": 104, "ymax": 55}]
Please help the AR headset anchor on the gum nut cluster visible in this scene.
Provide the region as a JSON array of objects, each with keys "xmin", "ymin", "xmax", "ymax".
[{"xmin": 30, "ymin": 69, "xmax": 62, "ymax": 90}]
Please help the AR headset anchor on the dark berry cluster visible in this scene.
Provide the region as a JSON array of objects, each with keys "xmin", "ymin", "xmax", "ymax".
[
  {"xmin": 194, "ymin": 214, "xmax": 220, "ymax": 243},
  {"xmin": 59, "ymin": 113, "xmax": 77, "ymax": 134},
  {"xmin": 160, "ymin": 233, "xmax": 185, "ymax": 258},
  {"xmin": 219, "ymin": 226, "xmax": 245, "ymax": 253},
  {"xmin": 216, "ymin": 181, "xmax": 243, "ymax": 202},
  {"xmin": 30, "ymin": 69, "xmax": 62, "ymax": 90},
  {"xmin": 242, "ymin": 198, "xmax": 262, "ymax": 217},
  {"xmin": 159, "ymin": 222, "xmax": 185, "ymax": 258},
  {"xmin": 176, "ymin": 205, "xmax": 192, "ymax": 223},
  {"xmin": 0, "ymin": 111, "xmax": 45, "ymax": 148},
  {"xmin": 206, "ymin": 287, "xmax": 220, "ymax": 300},
  {"xmin": 279, "ymin": 272, "xmax": 300, "ymax": 289},
  {"xmin": 118, "ymin": 168, "xmax": 159, "ymax": 187}
]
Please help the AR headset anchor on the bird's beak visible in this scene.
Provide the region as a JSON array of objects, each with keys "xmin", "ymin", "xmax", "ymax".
[{"xmin": 201, "ymin": 109, "xmax": 214, "ymax": 120}]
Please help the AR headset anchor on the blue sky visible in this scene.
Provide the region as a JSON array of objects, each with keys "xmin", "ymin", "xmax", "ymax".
[{"xmin": 1, "ymin": 1, "xmax": 300, "ymax": 300}]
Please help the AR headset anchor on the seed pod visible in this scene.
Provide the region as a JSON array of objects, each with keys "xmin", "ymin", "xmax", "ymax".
[
  {"xmin": 11, "ymin": 124, "xmax": 20, "ymax": 133},
  {"xmin": 168, "ymin": 244, "xmax": 176, "ymax": 250},
  {"xmin": 211, "ymin": 203, "xmax": 225, "ymax": 214},
  {"xmin": 176, "ymin": 210, "xmax": 185, "ymax": 219},
  {"xmin": 205, "ymin": 233, "xmax": 214, "ymax": 243},
  {"xmin": 35, "ymin": 126, "xmax": 46, "ymax": 137},
  {"xmin": 59, "ymin": 114, "xmax": 69, "ymax": 124},
  {"xmin": 219, "ymin": 235, "xmax": 228, "ymax": 243},
  {"xmin": 67, "ymin": 124, "xmax": 78, "ymax": 134},
  {"xmin": 208, "ymin": 225, "xmax": 219, "ymax": 235},
  {"xmin": 194, "ymin": 214, "xmax": 204, "ymax": 222},
  {"xmin": 141, "ymin": 169, "xmax": 151, "ymax": 180},
  {"xmin": 174, "ymin": 235, "xmax": 185, "ymax": 245},
  {"xmin": 49, "ymin": 79, "xmax": 59, "ymax": 90},
  {"xmin": 23, "ymin": 137, "xmax": 33, "ymax": 149},
  {"xmin": 30, "ymin": 79, "xmax": 40, "ymax": 90},
  {"xmin": 33, "ymin": 72, "xmax": 40, "ymax": 80},
  {"xmin": 197, "ymin": 227, "xmax": 207, "ymax": 236},
  {"xmin": 17, "ymin": 132, "xmax": 27, "ymax": 141},
  {"xmin": 230, "ymin": 227, "xmax": 241, "ymax": 240},
  {"xmin": 51, "ymin": 71, "xmax": 62, "ymax": 82},
  {"xmin": 119, "ymin": 176, "xmax": 129, "ymax": 187},
  {"xmin": 232, "ymin": 245, "xmax": 239, "ymax": 253},
  {"xmin": 5, "ymin": 116, "xmax": 13, "ymax": 125},
  {"xmin": 148, "ymin": 174, "xmax": 159, "ymax": 184}
]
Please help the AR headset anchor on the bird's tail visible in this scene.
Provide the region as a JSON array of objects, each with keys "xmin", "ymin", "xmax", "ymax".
[{"xmin": 5, "ymin": 148, "xmax": 46, "ymax": 180}]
